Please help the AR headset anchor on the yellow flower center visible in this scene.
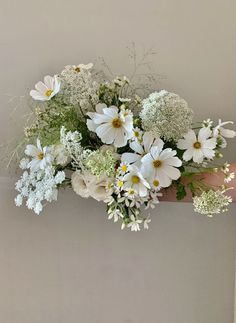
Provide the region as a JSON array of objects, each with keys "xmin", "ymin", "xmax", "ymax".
[
  {"xmin": 112, "ymin": 118, "xmax": 123, "ymax": 128},
  {"xmin": 118, "ymin": 180, "xmax": 123, "ymax": 188},
  {"xmin": 193, "ymin": 141, "xmax": 201, "ymax": 149},
  {"xmin": 45, "ymin": 89, "xmax": 53, "ymax": 97},
  {"xmin": 134, "ymin": 131, "xmax": 139, "ymax": 138},
  {"xmin": 121, "ymin": 165, "xmax": 127, "ymax": 172},
  {"xmin": 37, "ymin": 152, "xmax": 44, "ymax": 160},
  {"xmin": 74, "ymin": 66, "xmax": 81, "ymax": 73},
  {"xmin": 128, "ymin": 188, "xmax": 135, "ymax": 195},
  {"xmin": 132, "ymin": 175, "xmax": 140, "ymax": 184},
  {"xmin": 153, "ymin": 180, "xmax": 160, "ymax": 187},
  {"xmin": 153, "ymin": 160, "xmax": 162, "ymax": 168}
]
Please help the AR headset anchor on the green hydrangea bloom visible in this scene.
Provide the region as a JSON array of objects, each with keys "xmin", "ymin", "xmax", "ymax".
[{"xmin": 85, "ymin": 149, "xmax": 117, "ymax": 178}]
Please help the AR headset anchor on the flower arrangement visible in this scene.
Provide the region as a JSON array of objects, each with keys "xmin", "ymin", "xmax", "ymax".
[{"xmin": 14, "ymin": 62, "xmax": 236, "ymax": 231}]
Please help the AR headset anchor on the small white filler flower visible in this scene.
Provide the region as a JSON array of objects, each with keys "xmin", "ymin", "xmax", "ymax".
[
  {"xmin": 25, "ymin": 139, "xmax": 53, "ymax": 171},
  {"xmin": 213, "ymin": 119, "xmax": 236, "ymax": 148},
  {"xmin": 177, "ymin": 127, "xmax": 217, "ymax": 163},
  {"xmin": 87, "ymin": 103, "xmax": 133, "ymax": 148},
  {"xmin": 30, "ymin": 75, "xmax": 60, "ymax": 101}
]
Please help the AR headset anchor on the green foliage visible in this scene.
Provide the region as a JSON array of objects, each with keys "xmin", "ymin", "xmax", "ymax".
[
  {"xmin": 174, "ymin": 179, "xmax": 187, "ymax": 200},
  {"xmin": 24, "ymin": 99, "xmax": 84, "ymax": 146}
]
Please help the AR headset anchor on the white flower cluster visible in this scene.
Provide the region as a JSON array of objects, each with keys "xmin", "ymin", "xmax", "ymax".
[
  {"xmin": 15, "ymin": 64, "xmax": 235, "ymax": 231},
  {"xmin": 60, "ymin": 126, "xmax": 88, "ymax": 169},
  {"xmin": 59, "ymin": 63, "xmax": 99, "ymax": 114},
  {"xmin": 140, "ymin": 90, "xmax": 193, "ymax": 142},
  {"xmin": 15, "ymin": 166, "xmax": 65, "ymax": 215},
  {"xmin": 193, "ymin": 190, "xmax": 232, "ymax": 217}
]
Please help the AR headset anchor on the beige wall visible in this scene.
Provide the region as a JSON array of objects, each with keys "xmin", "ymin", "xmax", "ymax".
[{"xmin": 0, "ymin": 0, "xmax": 236, "ymax": 322}]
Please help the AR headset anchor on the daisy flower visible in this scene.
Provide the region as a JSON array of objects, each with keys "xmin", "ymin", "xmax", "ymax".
[
  {"xmin": 30, "ymin": 75, "xmax": 60, "ymax": 101},
  {"xmin": 123, "ymin": 165, "xmax": 150, "ymax": 197},
  {"xmin": 177, "ymin": 127, "xmax": 217, "ymax": 163},
  {"xmin": 25, "ymin": 139, "xmax": 53, "ymax": 171},
  {"xmin": 121, "ymin": 132, "xmax": 164, "ymax": 167},
  {"xmin": 213, "ymin": 119, "xmax": 236, "ymax": 148},
  {"xmin": 73, "ymin": 63, "xmax": 93, "ymax": 73},
  {"xmin": 141, "ymin": 146, "xmax": 182, "ymax": 187},
  {"xmin": 87, "ymin": 104, "xmax": 133, "ymax": 147},
  {"xmin": 132, "ymin": 127, "xmax": 143, "ymax": 142}
]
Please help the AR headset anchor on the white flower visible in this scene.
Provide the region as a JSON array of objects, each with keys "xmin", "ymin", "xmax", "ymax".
[
  {"xmin": 224, "ymin": 172, "xmax": 235, "ymax": 183},
  {"xmin": 140, "ymin": 90, "xmax": 193, "ymax": 141},
  {"xmin": 213, "ymin": 119, "xmax": 236, "ymax": 148},
  {"xmin": 193, "ymin": 189, "xmax": 232, "ymax": 216},
  {"xmin": 73, "ymin": 63, "xmax": 93, "ymax": 72},
  {"xmin": 113, "ymin": 76, "xmax": 130, "ymax": 86},
  {"xmin": 71, "ymin": 171, "xmax": 113, "ymax": 202},
  {"xmin": 145, "ymin": 190, "xmax": 162, "ymax": 209},
  {"xmin": 87, "ymin": 104, "xmax": 133, "ymax": 147},
  {"xmin": 71, "ymin": 170, "xmax": 94, "ymax": 198},
  {"xmin": 127, "ymin": 214, "xmax": 142, "ymax": 232},
  {"xmin": 143, "ymin": 217, "xmax": 151, "ymax": 229},
  {"xmin": 177, "ymin": 127, "xmax": 217, "ymax": 163},
  {"xmin": 15, "ymin": 166, "xmax": 65, "ymax": 214},
  {"xmin": 30, "ymin": 75, "xmax": 60, "ymax": 101},
  {"xmin": 141, "ymin": 146, "xmax": 182, "ymax": 188},
  {"xmin": 221, "ymin": 162, "xmax": 230, "ymax": 173},
  {"xmin": 202, "ymin": 118, "xmax": 213, "ymax": 127},
  {"xmin": 121, "ymin": 132, "xmax": 164, "ymax": 167},
  {"xmin": 123, "ymin": 165, "xmax": 150, "ymax": 197},
  {"xmin": 25, "ymin": 139, "xmax": 53, "ymax": 171},
  {"xmin": 108, "ymin": 208, "xmax": 122, "ymax": 222},
  {"xmin": 51, "ymin": 143, "xmax": 70, "ymax": 166},
  {"xmin": 132, "ymin": 127, "xmax": 143, "ymax": 142},
  {"xmin": 90, "ymin": 174, "xmax": 113, "ymax": 202},
  {"xmin": 19, "ymin": 158, "xmax": 30, "ymax": 170}
]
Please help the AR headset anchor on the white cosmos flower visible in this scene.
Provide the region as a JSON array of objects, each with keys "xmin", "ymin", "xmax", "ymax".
[
  {"xmin": 87, "ymin": 103, "xmax": 133, "ymax": 148},
  {"xmin": 177, "ymin": 127, "xmax": 217, "ymax": 163},
  {"xmin": 141, "ymin": 146, "xmax": 182, "ymax": 188},
  {"xmin": 213, "ymin": 119, "xmax": 236, "ymax": 148},
  {"xmin": 73, "ymin": 63, "xmax": 93, "ymax": 72},
  {"xmin": 30, "ymin": 75, "xmax": 60, "ymax": 101},
  {"xmin": 121, "ymin": 132, "xmax": 164, "ymax": 167},
  {"xmin": 25, "ymin": 139, "xmax": 53, "ymax": 171},
  {"xmin": 123, "ymin": 165, "xmax": 150, "ymax": 197}
]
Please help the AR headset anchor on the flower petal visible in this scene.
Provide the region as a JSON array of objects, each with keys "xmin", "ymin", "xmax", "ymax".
[
  {"xmin": 96, "ymin": 124, "xmax": 115, "ymax": 144},
  {"xmin": 130, "ymin": 141, "xmax": 144, "ymax": 155},
  {"xmin": 121, "ymin": 153, "xmax": 141, "ymax": 164},
  {"xmin": 198, "ymin": 127, "xmax": 211, "ymax": 141}
]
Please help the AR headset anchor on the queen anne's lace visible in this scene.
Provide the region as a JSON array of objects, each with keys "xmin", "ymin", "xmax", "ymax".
[
  {"xmin": 140, "ymin": 90, "xmax": 193, "ymax": 142},
  {"xmin": 59, "ymin": 65, "xmax": 99, "ymax": 114},
  {"xmin": 193, "ymin": 190, "xmax": 232, "ymax": 217},
  {"xmin": 15, "ymin": 166, "xmax": 65, "ymax": 215}
]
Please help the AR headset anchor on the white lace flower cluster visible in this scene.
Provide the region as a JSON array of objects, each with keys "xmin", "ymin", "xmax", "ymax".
[
  {"xmin": 15, "ymin": 167, "xmax": 65, "ymax": 215},
  {"xmin": 193, "ymin": 190, "xmax": 232, "ymax": 217},
  {"xmin": 59, "ymin": 63, "xmax": 99, "ymax": 114},
  {"xmin": 15, "ymin": 63, "xmax": 236, "ymax": 231},
  {"xmin": 140, "ymin": 90, "xmax": 194, "ymax": 142}
]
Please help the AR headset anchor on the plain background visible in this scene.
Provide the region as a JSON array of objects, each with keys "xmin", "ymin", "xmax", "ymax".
[{"xmin": 0, "ymin": 0, "xmax": 236, "ymax": 322}]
